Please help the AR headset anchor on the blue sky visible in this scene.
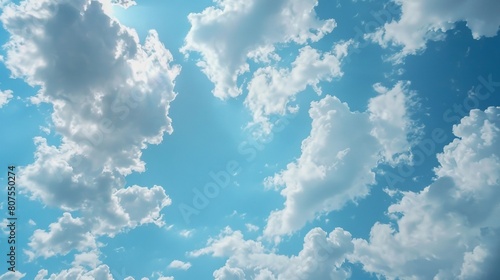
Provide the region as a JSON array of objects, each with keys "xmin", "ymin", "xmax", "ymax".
[{"xmin": 0, "ymin": 0, "xmax": 499, "ymax": 279}]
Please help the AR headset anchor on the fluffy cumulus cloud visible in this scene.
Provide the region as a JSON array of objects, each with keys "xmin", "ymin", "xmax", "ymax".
[
  {"xmin": 245, "ymin": 223, "xmax": 259, "ymax": 232},
  {"xmin": 168, "ymin": 260, "xmax": 192, "ymax": 271},
  {"xmin": 0, "ymin": 89, "xmax": 13, "ymax": 108},
  {"xmin": 26, "ymin": 213, "xmax": 97, "ymax": 260},
  {"xmin": 0, "ymin": 271, "xmax": 25, "ymax": 280},
  {"xmin": 191, "ymin": 226, "xmax": 354, "ymax": 280},
  {"xmin": 352, "ymin": 106, "xmax": 500, "ymax": 279},
  {"xmin": 245, "ymin": 42, "xmax": 351, "ymax": 134},
  {"xmin": 263, "ymin": 83, "xmax": 417, "ymax": 239},
  {"xmin": 181, "ymin": 0, "xmax": 335, "ymax": 99},
  {"xmin": 1, "ymin": 0, "xmax": 178, "ymax": 259},
  {"xmin": 368, "ymin": 81, "xmax": 420, "ymax": 164},
  {"xmin": 0, "ymin": 0, "xmax": 9, "ymax": 9},
  {"xmin": 367, "ymin": 0, "xmax": 500, "ymax": 58},
  {"xmin": 263, "ymin": 96, "xmax": 379, "ymax": 239},
  {"xmin": 72, "ymin": 250, "xmax": 102, "ymax": 268},
  {"xmin": 213, "ymin": 266, "xmax": 245, "ymax": 280},
  {"xmin": 35, "ymin": 265, "xmax": 113, "ymax": 280}
]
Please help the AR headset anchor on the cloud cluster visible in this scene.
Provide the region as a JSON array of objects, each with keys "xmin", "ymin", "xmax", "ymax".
[
  {"xmin": 181, "ymin": 0, "xmax": 335, "ymax": 99},
  {"xmin": 168, "ymin": 260, "xmax": 192, "ymax": 271},
  {"xmin": 181, "ymin": 0, "xmax": 358, "ymax": 134},
  {"xmin": 34, "ymin": 265, "xmax": 113, "ymax": 280},
  {"xmin": 0, "ymin": 89, "xmax": 13, "ymax": 108},
  {"xmin": 353, "ymin": 106, "xmax": 500, "ymax": 279},
  {"xmin": 191, "ymin": 226, "xmax": 354, "ymax": 280},
  {"xmin": 202, "ymin": 106, "xmax": 500, "ymax": 280},
  {"xmin": 0, "ymin": 271, "xmax": 25, "ymax": 280},
  {"xmin": 245, "ymin": 42, "xmax": 351, "ymax": 134},
  {"xmin": 367, "ymin": 0, "xmax": 500, "ymax": 59},
  {"xmin": 368, "ymin": 81, "xmax": 420, "ymax": 164},
  {"xmin": 110, "ymin": 0, "xmax": 136, "ymax": 9},
  {"xmin": 1, "ymin": 0, "xmax": 178, "ymax": 260},
  {"xmin": 263, "ymin": 82, "xmax": 417, "ymax": 239}
]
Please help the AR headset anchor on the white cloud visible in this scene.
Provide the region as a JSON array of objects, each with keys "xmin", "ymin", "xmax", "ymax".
[
  {"xmin": 1, "ymin": 0, "xmax": 177, "ymax": 258},
  {"xmin": 39, "ymin": 125, "xmax": 51, "ymax": 134},
  {"xmin": 110, "ymin": 0, "xmax": 136, "ymax": 8},
  {"xmin": 0, "ymin": 271, "xmax": 25, "ymax": 280},
  {"xmin": 1, "ymin": 218, "xmax": 10, "ymax": 235},
  {"xmin": 40, "ymin": 265, "xmax": 114, "ymax": 280},
  {"xmin": 213, "ymin": 267, "xmax": 246, "ymax": 280},
  {"xmin": 179, "ymin": 229, "xmax": 194, "ymax": 238},
  {"xmin": 0, "ymin": 89, "xmax": 13, "ymax": 108},
  {"xmin": 97, "ymin": 0, "xmax": 135, "ymax": 16},
  {"xmin": 368, "ymin": 81, "xmax": 420, "ymax": 164},
  {"xmin": 192, "ymin": 226, "xmax": 353, "ymax": 280},
  {"xmin": 72, "ymin": 250, "xmax": 102, "ymax": 269},
  {"xmin": 245, "ymin": 223, "xmax": 259, "ymax": 232},
  {"xmin": 26, "ymin": 213, "xmax": 97, "ymax": 260},
  {"xmin": 35, "ymin": 270, "xmax": 48, "ymax": 280},
  {"xmin": 245, "ymin": 42, "xmax": 351, "ymax": 134},
  {"xmin": 111, "ymin": 185, "xmax": 171, "ymax": 228},
  {"xmin": 367, "ymin": 0, "xmax": 500, "ymax": 59},
  {"xmin": 263, "ymin": 95, "xmax": 377, "ymax": 238},
  {"xmin": 253, "ymin": 269, "xmax": 277, "ymax": 280},
  {"xmin": 263, "ymin": 83, "xmax": 418, "ymax": 238},
  {"xmin": 0, "ymin": 0, "xmax": 10, "ymax": 9},
  {"xmin": 168, "ymin": 260, "xmax": 192, "ymax": 270},
  {"xmin": 181, "ymin": 0, "xmax": 335, "ymax": 99},
  {"xmin": 352, "ymin": 106, "xmax": 500, "ymax": 279}
]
